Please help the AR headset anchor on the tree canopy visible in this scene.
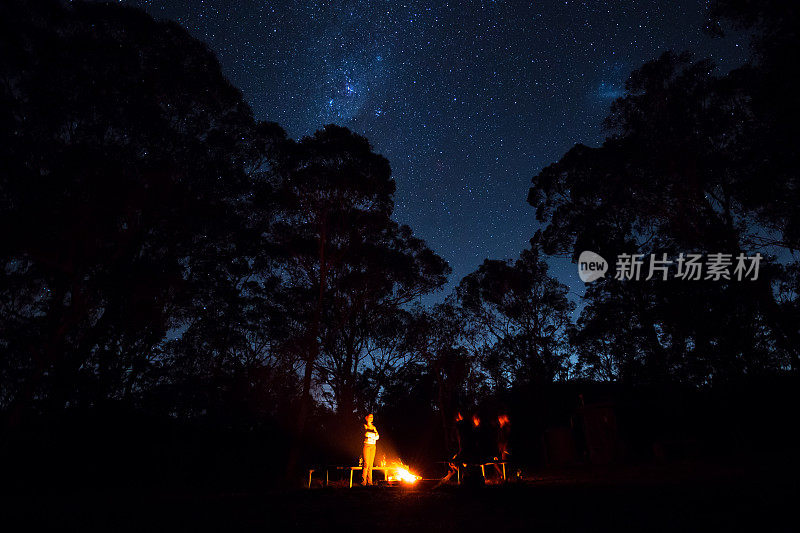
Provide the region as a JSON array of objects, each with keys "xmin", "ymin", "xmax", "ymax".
[{"xmin": 528, "ymin": 2, "xmax": 800, "ymax": 384}]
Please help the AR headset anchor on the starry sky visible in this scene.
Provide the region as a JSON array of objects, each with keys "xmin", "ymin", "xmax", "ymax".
[{"xmin": 123, "ymin": 0, "xmax": 746, "ymax": 301}]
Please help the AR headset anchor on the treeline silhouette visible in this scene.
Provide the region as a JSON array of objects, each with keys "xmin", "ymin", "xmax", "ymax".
[{"xmin": 1, "ymin": 0, "xmax": 798, "ymax": 491}]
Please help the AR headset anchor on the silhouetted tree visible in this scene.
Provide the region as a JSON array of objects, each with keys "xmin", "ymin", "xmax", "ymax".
[
  {"xmin": 0, "ymin": 0, "xmax": 266, "ymax": 422},
  {"xmin": 404, "ymin": 304, "xmax": 482, "ymax": 453},
  {"xmin": 140, "ymin": 120, "xmax": 299, "ymax": 426},
  {"xmin": 268, "ymin": 125, "xmax": 448, "ymax": 478},
  {"xmin": 317, "ymin": 221, "xmax": 449, "ymax": 416},
  {"xmin": 528, "ymin": 41, "xmax": 799, "ymax": 382},
  {"xmin": 457, "ymin": 244, "xmax": 575, "ymax": 387}
]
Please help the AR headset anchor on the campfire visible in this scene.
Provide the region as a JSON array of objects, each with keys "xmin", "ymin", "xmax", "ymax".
[
  {"xmin": 383, "ymin": 460, "xmax": 421, "ymax": 484},
  {"xmin": 337, "ymin": 455, "xmax": 423, "ymax": 488}
]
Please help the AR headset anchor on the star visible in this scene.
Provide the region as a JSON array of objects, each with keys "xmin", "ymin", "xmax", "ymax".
[{"xmin": 123, "ymin": 0, "xmax": 748, "ymax": 301}]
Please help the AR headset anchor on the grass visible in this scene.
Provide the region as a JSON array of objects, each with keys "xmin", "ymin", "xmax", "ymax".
[{"xmin": 8, "ymin": 460, "xmax": 796, "ymax": 532}]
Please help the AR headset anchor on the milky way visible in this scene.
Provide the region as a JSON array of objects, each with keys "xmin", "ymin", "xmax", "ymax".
[{"xmin": 123, "ymin": 0, "xmax": 746, "ymax": 301}]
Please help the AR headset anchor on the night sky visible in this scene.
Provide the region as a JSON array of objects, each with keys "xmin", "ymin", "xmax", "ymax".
[{"xmin": 123, "ymin": 0, "xmax": 746, "ymax": 301}]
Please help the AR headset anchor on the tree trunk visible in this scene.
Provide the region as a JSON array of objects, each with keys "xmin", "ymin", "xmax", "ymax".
[{"xmin": 285, "ymin": 214, "xmax": 328, "ymax": 485}]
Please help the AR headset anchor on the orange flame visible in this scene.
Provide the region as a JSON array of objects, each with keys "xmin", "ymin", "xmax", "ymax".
[{"xmin": 386, "ymin": 461, "xmax": 421, "ymax": 484}]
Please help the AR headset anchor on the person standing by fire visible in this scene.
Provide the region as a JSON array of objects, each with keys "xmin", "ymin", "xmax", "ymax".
[
  {"xmin": 493, "ymin": 414, "xmax": 511, "ymax": 479},
  {"xmin": 497, "ymin": 414, "xmax": 511, "ymax": 462},
  {"xmin": 362, "ymin": 413, "xmax": 379, "ymax": 485}
]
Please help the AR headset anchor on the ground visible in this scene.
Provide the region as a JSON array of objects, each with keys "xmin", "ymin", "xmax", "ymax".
[{"xmin": 9, "ymin": 461, "xmax": 796, "ymax": 532}]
